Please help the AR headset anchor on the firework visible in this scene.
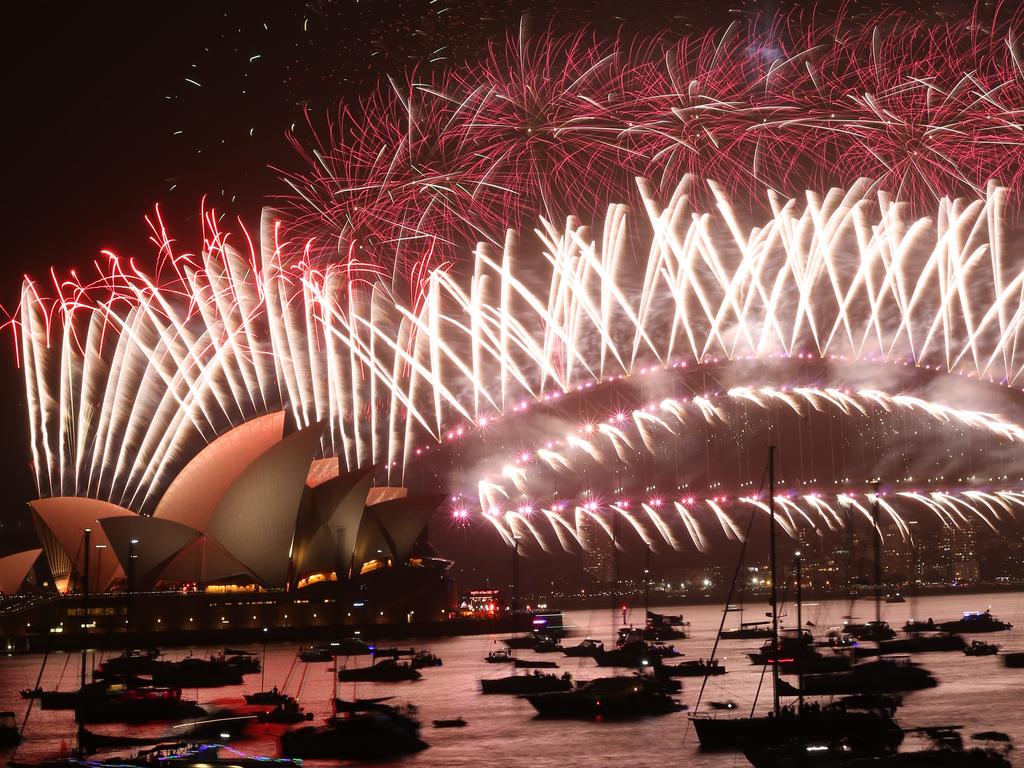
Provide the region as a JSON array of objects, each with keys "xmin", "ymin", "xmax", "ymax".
[
  {"xmin": 279, "ymin": 10, "xmax": 1024, "ymax": 276},
  {"xmin": 15, "ymin": 181, "xmax": 1024, "ymax": 554}
]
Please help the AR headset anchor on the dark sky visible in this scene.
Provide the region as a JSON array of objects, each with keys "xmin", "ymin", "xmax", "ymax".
[{"xmin": 0, "ymin": 0, "xmax": 985, "ymax": 577}]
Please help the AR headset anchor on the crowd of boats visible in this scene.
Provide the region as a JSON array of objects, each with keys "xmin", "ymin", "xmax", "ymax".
[
  {"xmin": 3, "ymin": 462, "xmax": 1022, "ymax": 766},
  {"xmin": 1, "ymin": 595, "xmax": 1021, "ymax": 767},
  {"xmin": 3, "ymin": 639, "xmax": 446, "ymax": 766}
]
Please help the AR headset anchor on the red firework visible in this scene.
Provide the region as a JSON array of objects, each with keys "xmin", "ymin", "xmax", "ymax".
[{"xmin": 278, "ymin": 7, "xmax": 1024, "ymax": 278}]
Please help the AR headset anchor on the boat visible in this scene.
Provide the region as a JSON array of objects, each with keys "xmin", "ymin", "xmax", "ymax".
[
  {"xmin": 514, "ymin": 659, "xmax": 559, "ymax": 669},
  {"xmin": 658, "ymin": 658, "xmax": 726, "ymax": 677},
  {"xmin": 330, "ymin": 637, "xmax": 375, "ymax": 655},
  {"xmin": 77, "ymin": 728, "xmax": 178, "ymax": 754},
  {"xmin": 708, "ymin": 700, "xmax": 738, "ymax": 710},
  {"xmin": 92, "ymin": 648, "xmax": 161, "ymax": 678},
  {"xmin": 298, "ymin": 645, "xmax": 332, "ymax": 662},
  {"xmin": 525, "ymin": 675, "xmax": 682, "ymax": 719},
  {"xmin": 743, "ymin": 726, "xmax": 1012, "ymax": 767},
  {"xmin": 689, "ymin": 450, "xmax": 901, "ymax": 758},
  {"xmin": 257, "ymin": 697, "xmax": 314, "ymax": 724},
  {"xmin": 74, "ymin": 685, "xmax": 206, "ymax": 724},
  {"xmin": 964, "ymin": 640, "xmax": 999, "ymax": 657},
  {"xmin": 843, "ymin": 619, "xmax": 897, "ymax": 641},
  {"xmin": 338, "ymin": 658, "xmax": 421, "ymax": 682},
  {"xmin": 10, "ymin": 743, "xmax": 303, "ymax": 768},
  {"xmin": 886, "ymin": 594, "xmax": 906, "ymax": 603},
  {"xmin": 561, "ymin": 638, "xmax": 604, "ymax": 657},
  {"xmin": 480, "ymin": 671, "xmax": 573, "ymax": 694},
  {"xmin": 691, "ymin": 702, "xmax": 904, "ymax": 753},
  {"xmin": 410, "ymin": 650, "xmax": 443, "ymax": 668},
  {"xmin": 151, "ymin": 658, "xmax": 246, "ymax": 687},
  {"xmin": 593, "ymin": 641, "xmax": 664, "ymax": 668},
  {"xmin": 333, "ymin": 696, "xmax": 395, "ymax": 713},
  {"xmin": 502, "ymin": 633, "xmax": 546, "ymax": 649},
  {"xmin": 905, "ymin": 611, "xmax": 1013, "ymax": 634},
  {"xmin": 642, "ymin": 611, "xmax": 688, "ymax": 640},
  {"xmin": 221, "ymin": 650, "xmax": 261, "ymax": 674},
  {"xmin": 778, "ymin": 656, "xmax": 937, "ymax": 696},
  {"xmin": 39, "ymin": 676, "xmax": 153, "ymax": 710},
  {"xmin": 244, "ymin": 687, "xmax": 290, "ymax": 705},
  {"xmin": 853, "ymin": 633, "xmax": 967, "ymax": 657},
  {"xmin": 836, "ymin": 693, "xmax": 903, "ymax": 715},
  {"xmin": 280, "ymin": 709, "xmax": 427, "ymax": 760},
  {"xmin": 1001, "ymin": 651, "xmax": 1024, "ymax": 668},
  {"xmin": 0, "ymin": 711, "xmax": 19, "ymax": 748},
  {"xmin": 433, "ymin": 717, "xmax": 467, "ymax": 728},
  {"xmin": 19, "ymin": 687, "xmax": 42, "ymax": 699},
  {"xmin": 484, "ymin": 648, "xmax": 514, "ymax": 663},
  {"xmin": 747, "ymin": 628, "xmax": 851, "ymax": 674},
  {"xmin": 533, "ymin": 637, "xmax": 563, "ymax": 653},
  {"xmin": 720, "ymin": 621, "xmax": 773, "ymax": 640}
]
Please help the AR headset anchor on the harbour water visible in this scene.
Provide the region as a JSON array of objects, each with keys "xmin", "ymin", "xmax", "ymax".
[{"xmin": 3, "ymin": 590, "xmax": 1024, "ymax": 766}]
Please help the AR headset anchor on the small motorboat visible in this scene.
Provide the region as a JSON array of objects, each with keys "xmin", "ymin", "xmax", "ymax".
[
  {"xmin": 410, "ymin": 650, "xmax": 443, "ymax": 669},
  {"xmin": 245, "ymin": 688, "xmax": 291, "ymax": 705},
  {"xmin": 533, "ymin": 637, "xmax": 563, "ymax": 653},
  {"xmin": 257, "ymin": 698, "xmax": 314, "ymax": 724},
  {"xmin": 964, "ymin": 640, "xmax": 1000, "ymax": 657},
  {"xmin": 659, "ymin": 658, "xmax": 726, "ymax": 677},
  {"xmin": 433, "ymin": 717, "xmax": 467, "ymax": 728},
  {"xmin": 561, "ymin": 639, "xmax": 604, "ymax": 657},
  {"xmin": 19, "ymin": 687, "xmax": 42, "ymax": 699},
  {"xmin": 708, "ymin": 700, "xmax": 738, "ymax": 710},
  {"xmin": 485, "ymin": 648, "xmax": 514, "ymax": 663},
  {"xmin": 299, "ymin": 646, "xmax": 332, "ymax": 663}
]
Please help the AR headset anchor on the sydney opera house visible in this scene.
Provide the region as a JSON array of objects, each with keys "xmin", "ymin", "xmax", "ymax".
[{"xmin": 0, "ymin": 412, "xmax": 453, "ymax": 647}]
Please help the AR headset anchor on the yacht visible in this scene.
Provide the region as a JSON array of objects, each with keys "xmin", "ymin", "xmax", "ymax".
[
  {"xmin": 561, "ymin": 638, "xmax": 604, "ymax": 657},
  {"xmin": 338, "ymin": 658, "xmax": 421, "ymax": 682},
  {"xmin": 778, "ymin": 656, "xmax": 937, "ymax": 696},
  {"xmin": 150, "ymin": 658, "xmax": 245, "ymax": 687},
  {"xmin": 280, "ymin": 708, "xmax": 428, "ymax": 760},
  {"xmin": 658, "ymin": 658, "xmax": 725, "ymax": 677},
  {"xmin": 747, "ymin": 628, "xmax": 851, "ymax": 674},
  {"xmin": 480, "ymin": 671, "xmax": 573, "ymax": 694},
  {"xmin": 525, "ymin": 676, "xmax": 681, "ymax": 718},
  {"xmin": 743, "ymin": 727, "xmax": 1012, "ymax": 767}
]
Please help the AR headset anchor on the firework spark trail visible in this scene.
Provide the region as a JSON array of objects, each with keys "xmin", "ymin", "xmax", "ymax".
[{"xmin": 14, "ymin": 180, "xmax": 1024, "ymax": 516}]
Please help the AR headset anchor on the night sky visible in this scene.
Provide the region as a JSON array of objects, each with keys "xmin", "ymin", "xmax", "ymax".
[{"xmin": 0, "ymin": 0, "xmax": 995, "ymax": 585}]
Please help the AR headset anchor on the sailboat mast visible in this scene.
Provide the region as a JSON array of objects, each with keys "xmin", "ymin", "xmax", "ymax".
[
  {"xmin": 873, "ymin": 482, "xmax": 882, "ymax": 626},
  {"xmin": 768, "ymin": 446, "xmax": 780, "ymax": 716},
  {"xmin": 795, "ymin": 550, "xmax": 803, "ymax": 714},
  {"xmin": 78, "ymin": 527, "xmax": 91, "ymax": 755},
  {"xmin": 643, "ymin": 545, "xmax": 650, "ymax": 617}
]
